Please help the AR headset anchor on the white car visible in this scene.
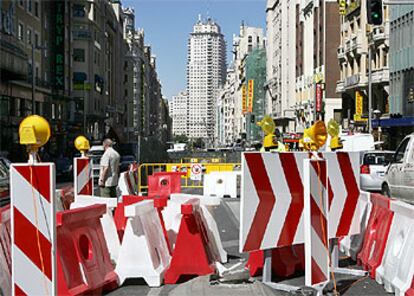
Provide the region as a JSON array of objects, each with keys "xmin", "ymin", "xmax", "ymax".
[
  {"xmin": 382, "ymin": 133, "xmax": 414, "ymax": 203},
  {"xmin": 360, "ymin": 150, "xmax": 394, "ymax": 192}
]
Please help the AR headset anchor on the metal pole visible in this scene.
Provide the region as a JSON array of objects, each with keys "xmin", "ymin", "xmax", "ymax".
[
  {"xmin": 262, "ymin": 249, "xmax": 272, "ymax": 283},
  {"xmin": 313, "ymin": 81, "xmax": 317, "ymax": 122},
  {"xmin": 31, "ymin": 43, "xmax": 35, "ymax": 114},
  {"xmin": 368, "ymin": 46, "xmax": 373, "ymax": 134},
  {"xmin": 137, "ymin": 134, "xmax": 141, "ymax": 165}
]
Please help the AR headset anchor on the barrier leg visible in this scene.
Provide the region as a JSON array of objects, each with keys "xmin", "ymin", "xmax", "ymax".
[
  {"xmin": 262, "ymin": 249, "xmax": 272, "ymax": 283},
  {"xmin": 330, "ymin": 239, "xmax": 368, "ymax": 277}
]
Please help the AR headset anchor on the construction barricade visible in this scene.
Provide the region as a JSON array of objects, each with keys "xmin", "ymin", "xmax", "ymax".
[
  {"xmin": 339, "ymin": 191, "xmax": 372, "ymax": 261},
  {"xmin": 375, "ymin": 200, "xmax": 414, "ymax": 295},
  {"xmin": 164, "ymin": 199, "xmax": 216, "ymax": 284},
  {"xmin": 57, "ymin": 204, "xmax": 118, "ymax": 295},
  {"xmin": 357, "ymin": 193, "xmax": 394, "ymax": 278},
  {"xmin": 165, "ymin": 193, "xmax": 226, "ymax": 263},
  {"xmin": 203, "ymin": 171, "xmax": 240, "ymax": 198},
  {"xmin": 115, "ymin": 200, "xmax": 171, "ymax": 287},
  {"xmin": 0, "ymin": 205, "xmax": 11, "ymax": 296},
  {"xmin": 148, "ymin": 172, "xmax": 186, "ymax": 199},
  {"xmin": 70, "ymin": 195, "xmax": 120, "ymax": 264},
  {"xmin": 74, "ymin": 157, "xmax": 93, "ymax": 198},
  {"xmin": 118, "ymin": 171, "xmax": 136, "ymax": 196}
]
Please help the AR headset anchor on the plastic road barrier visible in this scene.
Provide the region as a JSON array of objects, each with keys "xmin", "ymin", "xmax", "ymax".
[
  {"xmin": 148, "ymin": 172, "xmax": 186, "ymax": 199},
  {"xmin": 304, "ymin": 159, "xmax": 329, "ymax": 287},
  {"xmin": 11, "ymin": 163, "xmax": 56, "ymax": 295},
  {"xmin": 70, "ymin": 195, "xmax": 120, "ymax": 263},
  {"xmin": 0, "ymin": 206, "xmax": 11, "ymax": 296},
  {"xmin": 74, "ymin": 157, "xmax": 93, "ymax": 198},
  {"xmin": 375, "ymin": 200, "xmax": 414, "ymax": 295},
  {"xmin": 118, "ymin": 171, "xmax": 135, "ymax": 196},
  {"xmin": 164, "ymin": 199, "xmax": 216, "ymax": 284},
  {"xmin": 357, "ymin": 193, "xmax": 394, "ymax": 278},
  {"xmin": 246, "ymin": 245, "xmax": 305, "ymax": 278},
  {"xmin": 115, "ymin": 200, "xmax": 171, "ymax": 287},
  {"xmin": 241, "ymin": 152, "xmax": 362, "ymax": 252},
  {"xmin": 165, "ymin": 193, "xmax": 226, "ymax": 263},
  {"xmin": 57, "ymin": 204, "xmax": 118, "ymax": 295},
  {"xmin": 203, "ymin": 171, "xmax": 239, "ymax": 198}
]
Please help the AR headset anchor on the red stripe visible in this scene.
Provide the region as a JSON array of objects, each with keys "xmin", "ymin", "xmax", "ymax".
[
  {"xmin": 14, "ymin": 165, "xmax": 51, "ymax": 202},
  {"xmin": 277, "ymin": 154, "xmax": 304, "ymax": 246},
  {"xmin": 310, "ymin": 197, "xmax": 327, "ymax": 244},
  {"xmin": 310, "ymin": 159, "xmax": 334, "ymax": 208},
  {"xmin": 13, "ymin": 208, "xmax": 52, "ymax": 280},
  {"xmin": 14, "ymin": 284, "xmax": 27, "ymax": 296},
  {"xmin": 79, "ymin": 179, "xmax": 93, "ymax": 195},
  {"xmin": 311, "ymin": 257, "xmax": 328, "ymax": 285},
  {"xmin": 243, "ymin": 154, "xmax": 276, "ymax": 252},
  {"xmin": 336, "ymin": 153, "xmax": 360, "ymax": 237},
  {"xmin": 76, "ymin": 158, "xmax": 89, "ymax": 174}
]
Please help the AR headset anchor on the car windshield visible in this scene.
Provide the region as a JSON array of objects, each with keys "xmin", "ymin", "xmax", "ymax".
[{"xmin": 363, "ymin": 153, "xmax": 394, "ymax": 165}]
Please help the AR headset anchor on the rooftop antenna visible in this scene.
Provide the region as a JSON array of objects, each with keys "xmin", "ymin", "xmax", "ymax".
[{"xmin": 206, "ymin": 0, "xmax": 210, "ymax": 20}]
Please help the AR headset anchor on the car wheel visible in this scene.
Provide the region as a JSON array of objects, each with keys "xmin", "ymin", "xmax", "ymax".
[{"xmin": 382, "ymin": 183, "xmax": 391, "ymax": 197}]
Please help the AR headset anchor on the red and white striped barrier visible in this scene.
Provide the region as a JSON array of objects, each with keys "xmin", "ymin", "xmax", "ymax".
[
  {"xmin": 375, "ymin": 200, "xmax": 414, "ymax": 295},
  {"xmin": 118, "ymin": 171, "xmax": 136, "ymax": 196},
  {"xmin": 240, "ymin": 152, "xmax": 361, "ymax": 252},
  {"xmin": 11, "ymin": 163, "xmax": 56, "ymax": 295},
  {"xmin": 304, "ymin": 159, "xmax": 329, "ymax": 288},
  {"xmin": 74, "ymin": 157, "xmax": 93, "ymax": 197},
  {"xmin": 0, "ymin": 206, "xmax": 11, "ymax": 296}
]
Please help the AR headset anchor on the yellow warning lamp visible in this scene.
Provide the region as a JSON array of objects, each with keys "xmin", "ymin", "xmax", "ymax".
[
  {"xmin": 19, "ymin": 115, "xmax": 51, "ymax": 162},
  {"xmin": 257, "ymin": 115, "xmax": 277, "ymax": 150},
  {"xmin": 339, "ymin": 0, "xmax": 347, "ymax": 15},
  {"xmin": 74, "ymin": 135, "xmax": 90, "ymax": 156},
  {"xmin": 303, "ymin": 120, "xmax": 328, "ymax": 151},
  {"xmin": 327, "ymin": 119, "xmax": 343, "ymax": 150}
]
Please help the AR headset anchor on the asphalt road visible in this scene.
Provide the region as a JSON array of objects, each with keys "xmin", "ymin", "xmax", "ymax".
[{"xmin": 107, "ymin": 198, "xmax": 390, "ymax": 296}]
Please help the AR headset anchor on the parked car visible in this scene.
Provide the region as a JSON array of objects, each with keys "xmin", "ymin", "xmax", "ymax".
[
  {"xmin": 382, "ymin": 133, "xmax": 414, "ymax": 203},
  {"xmin": 0, "ymin": 157, "xmax": 10, "ymax": 206},
  {"xmin": 55, "ymin": 157, "xmax": 73, "ymax": 180},
  {"xmin": 120, "ymin": 155, "xmax": 136, "ymax": 172},
  {"xmin": 360, "ymin": 150, "xmax": 394, "ymax": 192}
]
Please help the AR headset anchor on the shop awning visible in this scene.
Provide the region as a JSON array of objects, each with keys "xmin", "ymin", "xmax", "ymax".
[{"xmin": 372, "ymin": 117, "xmax": 414, "ymax": 128}]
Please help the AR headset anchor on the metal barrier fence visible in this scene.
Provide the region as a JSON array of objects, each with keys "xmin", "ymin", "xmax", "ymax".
[
  {"xmin": 180, "ymin": 157, "xmax": 225, "ymax": 164},
  {"xmin": 138, "ymin": 162, "xmax": 241, "ymax": 193}
]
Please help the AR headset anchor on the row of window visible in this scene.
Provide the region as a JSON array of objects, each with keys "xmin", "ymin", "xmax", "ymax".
[{"xmin": 18, "ymin": 0, "xmax": 40, "ymax": 18}]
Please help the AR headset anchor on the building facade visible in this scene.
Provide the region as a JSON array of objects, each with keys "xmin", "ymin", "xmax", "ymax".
[
  {"xmin": 336, "ymin": 0, "xmax": 390, "ymax": 131},
  {"xmin": 186, "ymin": 16, "xmax": 226, "ymax": 143},
  {"xmin": 171, "ymin": 91, "xmax": 189, "ymax": 137}
]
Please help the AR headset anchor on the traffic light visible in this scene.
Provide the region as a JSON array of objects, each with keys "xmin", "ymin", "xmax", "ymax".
[
  {"xmin": 339, "ymin": 0, "xmax": 347, "ymax": 15},
  {"xmin": 367, "ymin": 0, "xmax": 383, "ymax": 25}
]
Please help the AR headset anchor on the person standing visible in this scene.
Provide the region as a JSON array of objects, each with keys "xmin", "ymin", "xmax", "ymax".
[{"xmin": 99, "ymin": 138, "xmax": 120, "ymax": 197}]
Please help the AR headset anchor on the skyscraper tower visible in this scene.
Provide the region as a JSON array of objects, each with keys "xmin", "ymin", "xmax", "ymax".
[{"xmin": 187, "ymin": 15, "xmax": 226, "ymax": 141}]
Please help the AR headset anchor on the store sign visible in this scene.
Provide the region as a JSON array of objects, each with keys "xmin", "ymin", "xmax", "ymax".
[
  {"xmin": 247, "ymin": 80, "xmax": 254, "ymax": 113},
  {"xmin": 242, "ymin": 84, "xmax": 247, "ymax": 114},
  {"xmin": 53, "ymin": 0, "xmax": 65, "ymax": 90},
  {"xmin": 354, "ymin": 90, "xmax": 364, "ymax": 121},
  {"xmin": 315, "ymin": 84, "xmax": 323, "ymax": 112}
]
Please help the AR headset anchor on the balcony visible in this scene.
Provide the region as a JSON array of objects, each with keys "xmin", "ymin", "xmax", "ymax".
[
  {"xmin": 344, "ymin": 74, "xmax": 368, "ymax": 89},
  {"xmin": 350, "ymin": 32, "xmax": 363, "ymax": 56},
  {"xmin": 371, "ymin": 68, "xmax": 390, "ymax": 84},
  {"xmin": 337, "ymin": 45, "xmax": 345, "ymax": 61},
  {"xmin": 368, "ymin": 24, "xmax": 389, "ymax": 46},
  {"xmin": 336, "ymin": 80, "xmax": 345, "ymax": 93}
]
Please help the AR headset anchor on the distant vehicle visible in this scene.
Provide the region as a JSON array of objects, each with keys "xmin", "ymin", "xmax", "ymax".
[
  {"xmin": 0, "ymin": 157, "xmax": 10, "ymax": 206},
  {"xmin": 167, "ymin": 143, "xmax": 187, "ymax": 152},
  {"xmin": 382, "ymin": 133, "xmax": 414, "ymax": 203},
  {"xmin": 360, "ymin": 150, "xmax": 394, "ymax": 192},
  {"xmin": 340, "ymin": 133, "xmax": 376, "ymax": 151},
  {"xmin": 88, "ymin": 145, "xmax": 104, "ymax": 179},
  {"xmin": 55, "ymin": 157, "xmax": 73, "ymax": 180},
  {"xmin": 120, "ymin": 155, "xmax": 136, "ymax": 172}
]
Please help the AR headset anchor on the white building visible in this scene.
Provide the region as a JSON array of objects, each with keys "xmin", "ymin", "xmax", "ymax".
[
  {"xmin": 171, "ymin": 91, "xmax": 189, "ymax": 136},
  {"xmin": 232, "ymin": 23, "xmax": 265, "ymax": 140},
  {"xmin": 187, "ymin": 16, "xmax": 226, "ymax": 142},
  {"xmin": 265, "ymin": 0, "xmax": 298, "ymax": 131}
]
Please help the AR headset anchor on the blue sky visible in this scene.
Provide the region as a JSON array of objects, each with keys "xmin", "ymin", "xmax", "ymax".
[{"xmin": 122, "ymin": 0, "xmax": 266, "ymax": 100}]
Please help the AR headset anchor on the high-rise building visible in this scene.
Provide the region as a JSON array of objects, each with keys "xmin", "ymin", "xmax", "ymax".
[
  {"xmin": 187, "ymin": 16, "xmax": 226, "ymax": 142},
  {"xmin": 336, "ymin": 0, "xmax": 390, "ymax": 130},
  {"xmin": 171, "ymin": 91, "xmax": 189, "ymax": 137},
  {"xmin": 265, "ymin": 0, "xmax": 298, "ymax": 132}
]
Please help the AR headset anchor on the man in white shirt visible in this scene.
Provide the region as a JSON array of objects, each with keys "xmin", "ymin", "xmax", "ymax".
[{"xmin": 99, "ymin": 138, "xmax": 120, "ymax": 197}]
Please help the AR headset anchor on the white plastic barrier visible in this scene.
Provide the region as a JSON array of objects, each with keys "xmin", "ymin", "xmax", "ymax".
[
  {"xmin": 339, "ymin": 191, "xmax": 372, "ymax": 260},
  {"xmin": 70, "ymin": 195, "xmax": 120, "ymax": 263},
  {"xmin": 203, "ymin": 172, "xmax": 239, "ymax": 198},
  {"xmin": 165, "ymin": 193, "xmax": 227, "ymax": 263},
  {"xmin": 118, "ymin": 171, "xmax": 134, "ymax": 196},
  {"xmin": 115, "ymin": 200, "xmax": 171, "ymax": 287},
  {"xmin": 375, "ymin": 200, "xmax": 414, "ymax": 296}
]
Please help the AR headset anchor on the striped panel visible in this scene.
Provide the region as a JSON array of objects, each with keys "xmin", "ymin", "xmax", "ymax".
[
  {"xmin": 11, "ymin": 164, "xmax": 56, "ymax": 296},
  {"xmin": 75, "ymin": 158, "xmax": 93, "ymax": 197}
]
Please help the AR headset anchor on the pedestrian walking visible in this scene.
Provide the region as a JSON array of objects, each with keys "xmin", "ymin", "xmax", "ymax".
[{"xmin": 99, "ymin": 138, "xmax": 120, "ymax": 197}]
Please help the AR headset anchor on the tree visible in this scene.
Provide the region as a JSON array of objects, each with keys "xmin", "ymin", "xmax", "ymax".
[{"xmin": 173, "ymin": 134, "xmax": 189, "ymax": 143}]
